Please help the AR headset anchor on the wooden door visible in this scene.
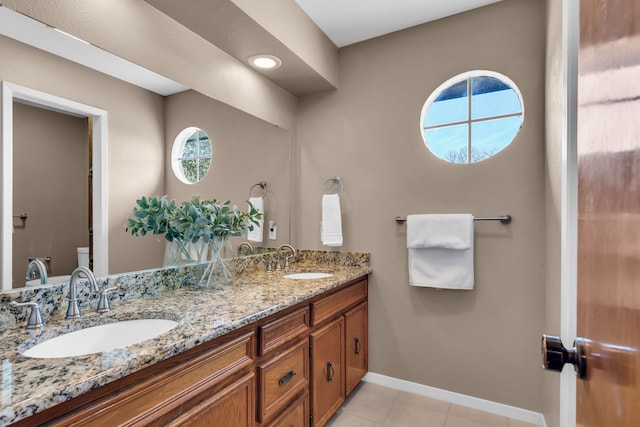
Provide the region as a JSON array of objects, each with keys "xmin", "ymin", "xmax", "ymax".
[
  {"xmin": 344, "ymin": 302, "xmax": 368, "ymax": 396},
  {"xmin": 310, "ymin": 317, "xmax": 344, "ymax": 427},
  {"xmin": 576, "ymin": 0, "xmax": 640, "ymax": 425}
]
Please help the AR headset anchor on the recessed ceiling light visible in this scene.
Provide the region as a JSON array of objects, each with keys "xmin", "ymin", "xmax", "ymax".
[{"xmin": 248, "ymin": 54, "xmax": 282, "ymax": 70}]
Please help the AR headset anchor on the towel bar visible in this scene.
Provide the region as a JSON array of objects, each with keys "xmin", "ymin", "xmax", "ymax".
[{"xmin": 395, "ymin": 214, "xmax": 512, "ymax": 224}]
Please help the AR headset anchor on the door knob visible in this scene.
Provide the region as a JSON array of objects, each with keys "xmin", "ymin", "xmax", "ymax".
[{"xmin": 541, "ymin": 334, "xmax": 587, "ymax": 379}]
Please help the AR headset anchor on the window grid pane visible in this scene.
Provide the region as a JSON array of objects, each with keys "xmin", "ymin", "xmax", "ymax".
[
  {"xmin": 421, "ymin": 71, "xmax": 523, "ymax": 164},
  {"xmin": 172, "ymin": 127, "xmax": 213, "ymax": 184}
]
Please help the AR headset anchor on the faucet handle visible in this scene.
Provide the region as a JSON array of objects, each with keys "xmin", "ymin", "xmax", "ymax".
[
  {"xmin": 97, "ymin": 286, "xmax": 117, "ymax": 314},
  {"xmin": 10, "ymin": 301, "xmax": 45, "ymax": 329}
]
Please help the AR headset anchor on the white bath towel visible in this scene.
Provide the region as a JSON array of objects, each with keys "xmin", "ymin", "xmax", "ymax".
[
  {"xmin": 407, "ymin": 214, "xmax": 474, "ymax": 289},
  {"xmin": 321, "ymin": 194, "xmax": 343, "ymax": 246},
  {"xmin": 247, "ymin": 197, "xmax": 264, "ymax": 242}
]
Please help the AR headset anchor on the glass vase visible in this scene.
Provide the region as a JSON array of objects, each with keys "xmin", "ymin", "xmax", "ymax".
[
  {"xmin": 198, "ymin": 237, "xmax": 234, "ymax": 288},
  {"xmin": 163, "ymin": 239, "xmax": 208, "ymax": 266}
]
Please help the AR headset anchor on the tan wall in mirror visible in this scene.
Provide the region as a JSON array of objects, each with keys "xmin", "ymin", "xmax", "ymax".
[
  {"xmin": 0, "ymin": 35, "xmax": 166, "ymax": 276},
  {"xmin": 12, "ymin": 103, "xmax": 89, "ymax": 287},
  {"xmin": 2, "ymin": 0, "xmax": 298, "ymax": 131},
  {"xmin": 164, "ymin": 90, "xmax": 291, "ymax": 249},
  {"xmin": 297, "ymin": 0, "xmax": 546, "ymax": 411},
  {"xmin": 543, "ymin": 0, "xmax": 564, "ymax": 425}
]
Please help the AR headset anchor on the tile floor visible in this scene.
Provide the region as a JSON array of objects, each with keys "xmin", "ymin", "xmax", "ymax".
[{"xmin": 325, "ymin": 382, "xmax": 537, "ymax": 427}]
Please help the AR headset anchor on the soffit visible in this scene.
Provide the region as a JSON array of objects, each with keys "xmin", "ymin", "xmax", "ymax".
[{"xmin": 144, "ymin": 0, "xmax": 336, "ymax": 96}]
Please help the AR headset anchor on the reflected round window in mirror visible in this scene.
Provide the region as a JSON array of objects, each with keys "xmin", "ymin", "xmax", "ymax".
[
  {"xmin": 420, "ymin": 71, "xmax": 524, "ymax": 164},
  {"xmin": 171, "ymin": 127, "xmax": 212, "ymax": 184}
]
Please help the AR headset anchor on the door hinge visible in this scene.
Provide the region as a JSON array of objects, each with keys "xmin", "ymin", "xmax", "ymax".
[
  {"xmin": 309, "ymin": 415, "xmax": 313, "ymax": 427},
  {"xmin": 309, "ymin": 343, "xmax": 313, "ymax": 357}
]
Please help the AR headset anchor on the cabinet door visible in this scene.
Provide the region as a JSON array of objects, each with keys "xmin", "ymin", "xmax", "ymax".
[
  {"xmin": 344, "ymin": 302, "xmax": 368, "ymax": 396},
  {"xmin": 310, "ymin": 317, "xmax": 344, "ymax": 427},
  {"xmin": 165, "ymin": 372, "xmax": 255, "ymax": 427}
]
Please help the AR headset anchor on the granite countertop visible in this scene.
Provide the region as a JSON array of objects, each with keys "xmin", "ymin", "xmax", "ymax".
[{"xmin": 0, "ymin": 250, "xmax": 371, "ymax": 426}]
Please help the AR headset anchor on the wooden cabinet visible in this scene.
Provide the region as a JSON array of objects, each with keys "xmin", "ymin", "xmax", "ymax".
[
  {"xmin": 344, "ymin": 302, "xmax": 368, "ymax": 396},
  {"xmin": 258, "ymin": 307, "xmax": 309, "ymax": 356},
  {"xmin": 266, "ymin": 391, "xmax": 309, "ymax": 427},
  {"xmin": 13, "ymin": 276, "xmax": 368, "ymax": 427},
  {"xmin": 45, "ymin": 332, "xmax": 255, "ymax": 427},
  {"xmin": 258, "ymin": 341, "xmax": 309, "ymax": 422},
  {"xmin": 165, "ymin": 373, "xmax": 256, "ymax": 427},
  {"xmin": 310, "ymin": 317, "xmax": 345, "ymax": 427}
]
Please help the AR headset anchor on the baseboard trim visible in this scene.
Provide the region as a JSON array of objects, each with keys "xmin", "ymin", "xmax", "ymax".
[{"xmin": 363, "ymin": 372, "xmax": 547, "ymax": 427}]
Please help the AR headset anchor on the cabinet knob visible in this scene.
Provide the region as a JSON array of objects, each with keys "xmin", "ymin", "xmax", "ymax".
[{"xmin": 354, "ymin": 337, "xmax": 361, "ymax": 355}]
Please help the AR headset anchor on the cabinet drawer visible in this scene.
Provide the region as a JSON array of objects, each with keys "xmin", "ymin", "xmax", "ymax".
[
  {"xmin": 267, "ymin": 391, "xmax": 309, "ymax": 427},
  {"xmin": 259, "ymin": 307, "xmax": 309, "ymax": 355},
  {"xmin": 311, "ymin": 279, "xmax": 367, "ymax": 326},
  {"xmin": 164, "ymin": 372, "xmax": 255, "ymax": 427},
  {"xmin": 51, "ymin": 332, "xmax": 255, "ymax": 426},
  {"xmin": 258, "ymin": 341, "xmax": 309, "ymax": 422}
]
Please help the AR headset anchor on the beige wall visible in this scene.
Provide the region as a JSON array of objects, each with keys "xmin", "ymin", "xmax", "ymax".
[
  {"xmin": 543, "ymin": 0, "xmax": 563, "ymax": 425},
  {"xmin": 12, "ymin": 103, "xmax": 89, "ymax": 286},
  {"xmin": 297, "ymin": 0, "xmax": 546, "ymax": 411},
  {"xmin": 0, "ymin": 35, "xmax": 166, "ymax": 275},
  {"xmin": 164, "ymin": 90, "xmax": 291, "ymax": 248},
  {"xmin": 3, "ymin": 0, "xmax": 298, "ymax": 131}
]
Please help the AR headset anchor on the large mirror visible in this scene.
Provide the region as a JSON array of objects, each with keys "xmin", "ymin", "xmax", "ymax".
[{"xmin": 0, "ymin": 6, "xmax": 291, "ymax": 290}]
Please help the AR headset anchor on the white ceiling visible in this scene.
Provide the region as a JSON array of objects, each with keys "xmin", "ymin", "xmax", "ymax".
[{"xmin": 295, "ymin": 0, "xmax": 504, "ymax": 47}]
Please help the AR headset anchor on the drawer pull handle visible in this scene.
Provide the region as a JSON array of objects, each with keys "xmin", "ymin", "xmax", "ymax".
[
  {"xmin": 327, "ymin": 361, "xmax": 334, "ymax": 382},
  {"xmin": 278, "ymin": 370, "xmax": 296, "ymax": 386},
  {"xmin": 355, "ymin": 337, "xmax": 361, "ymax": 355}
]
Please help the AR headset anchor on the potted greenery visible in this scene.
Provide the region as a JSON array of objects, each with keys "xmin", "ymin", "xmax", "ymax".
[{"xmin": 126, "ymin": 196, "xmax": 262, "ymax": 285}]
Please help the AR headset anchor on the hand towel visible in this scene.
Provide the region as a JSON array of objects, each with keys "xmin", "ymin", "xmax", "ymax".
[
  {"xmin": 321, "ymin": 194, "xmax": 343, "ymax": 246},
  {"xmin": 247, "ymin": 197, "xmax": 264, "ymax": 242},
  {"xmin": 407, "ymin": 214, "xmax": 474, "ymax": 289}
]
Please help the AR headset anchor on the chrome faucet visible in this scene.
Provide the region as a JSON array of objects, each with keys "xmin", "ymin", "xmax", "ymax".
[
  {"xmin": 66, "ymin": 266, "xmax": 100, "ymax": 320},
  {"xmin": 25, "ymin": 259, "xmax": 48, "ymax": 284},
  {"xmin": 237, "ymin": 242, "xmax": 254, "ymax": 256},
  {"xmin": 277, "ymin": 244, "xmax": 297, "ymax": 271}
]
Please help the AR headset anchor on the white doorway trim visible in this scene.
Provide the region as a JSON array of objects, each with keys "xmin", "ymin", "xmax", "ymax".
[
  {"xmin": 560, "ymin": 0, "xmax": 579, "ymax": 425},
  {"xmin": 1, "ymin": 81, "xmax": 108, "ymax": 290}
]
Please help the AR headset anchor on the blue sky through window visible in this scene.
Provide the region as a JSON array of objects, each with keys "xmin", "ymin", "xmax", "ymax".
[{"xmin": 422, "ymin": 74, "xmax": 523, "ymax": 163}]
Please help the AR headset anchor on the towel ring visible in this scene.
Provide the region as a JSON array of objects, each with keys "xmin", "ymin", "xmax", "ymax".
[
  {"xmin": 249, "ymin": 181, "xmax": 267, "ymax": 198},
  {"xmin": 322, "ymin": 176, "xmax": 343, "ymax": 195}
]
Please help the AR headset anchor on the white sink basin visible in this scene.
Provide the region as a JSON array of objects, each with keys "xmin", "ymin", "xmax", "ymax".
[
  {"xmin": 22, "ymin": 319, "xmax": 178, "ymax": 359},
  {"xmin": 283, "ymin": 272, "xmax": 334, "ymax": 280},
  {"xmin": 26, "ymin": 275, "xmax": 71, "ymax": 287}
]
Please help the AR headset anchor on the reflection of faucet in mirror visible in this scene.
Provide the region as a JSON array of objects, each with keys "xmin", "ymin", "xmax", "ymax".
[
  {"xmin": 1, "ymin": 6, "xmax": 292, "ymax": 291},
  {"xmin": 66, "ymin": 267, "xmax": 100, "ymax": 320},
  {"xmin": 237, "ymin": 242, "xmax": 254, "ymax": 256},
  {"xmin": 277, "ymin": 244, "xmax": 297, "ymax": 272},
  {"xmin": 25, "ymin": 259, "xmax": 48, "ymax": 285}
]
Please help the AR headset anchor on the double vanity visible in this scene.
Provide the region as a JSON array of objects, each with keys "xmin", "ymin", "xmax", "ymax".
[{"xmin": 0, "ymin": 250, "xmax": 370, "ymax": 426}]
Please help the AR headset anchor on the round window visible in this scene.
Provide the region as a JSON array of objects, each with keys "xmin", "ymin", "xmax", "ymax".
[
  {"xmin": 420, "ymin": 71, "xmax": 524, "ymax": 164},
  {"xmin": 171, "ymin": 127, "xmax": 212, "ymax": 184}
]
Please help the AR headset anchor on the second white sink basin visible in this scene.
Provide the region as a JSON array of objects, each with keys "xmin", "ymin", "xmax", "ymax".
[
  {"xmin": 22, "ymin": 319, "xmax": 178, "ymax": 359},
  {"xmin": 283, "ymin": 272, "xmax": 334, "ymax": 280}
]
